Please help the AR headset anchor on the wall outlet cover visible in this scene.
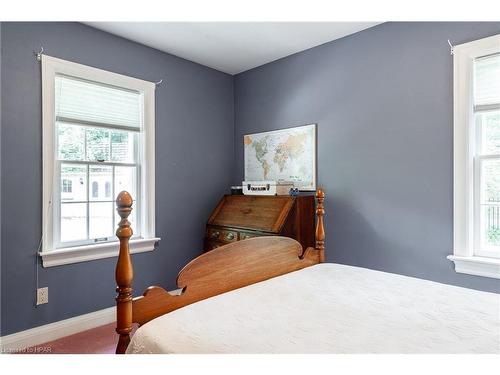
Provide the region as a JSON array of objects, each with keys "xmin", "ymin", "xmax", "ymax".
[{"xmin": 37, "ymin": 287, "xmax": 48, "ymax": 305}]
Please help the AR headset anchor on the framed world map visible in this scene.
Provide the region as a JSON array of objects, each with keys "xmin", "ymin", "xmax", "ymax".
[{"xmin": 244, "ymin": 124, "xmax": 316, "ymax": 191}]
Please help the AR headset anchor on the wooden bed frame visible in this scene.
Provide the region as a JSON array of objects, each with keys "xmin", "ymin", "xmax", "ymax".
[{"xmin": 114, "ymin": 188, "xmax": 325, "ymax": 354}]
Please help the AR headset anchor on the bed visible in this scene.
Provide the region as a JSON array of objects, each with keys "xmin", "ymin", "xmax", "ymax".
[
  {"xmin": 126, "ymin": 263, "xmax": 500, "ymax": 354},
  {"xmin": 114, "ymin": 189, "xmax": 500, "ymax": 354}
]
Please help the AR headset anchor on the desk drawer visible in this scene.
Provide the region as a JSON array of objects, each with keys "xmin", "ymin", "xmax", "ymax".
[
  {"xmin": 204, "ymin": 227, "xmax": 272, "ymax": 252},
  {"xmin": 239, "ymin": 232, "xmax": 261, "ymax": 240},
  {"xmin": 207, "ymin": 228, "xmax": 222, "ymax": 240},
  {"xmin": 207, "ymin": 228, "xmax": 238, "ymax": 242}
]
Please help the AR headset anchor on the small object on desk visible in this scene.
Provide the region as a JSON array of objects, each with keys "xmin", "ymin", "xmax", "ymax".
[
  {"xmin": 242, "ymin": 180, "xmax": 294, "ymax": 196},
  {"xmin": 231, "ymin": 186, "xmax": 243, "ymax": 195}
]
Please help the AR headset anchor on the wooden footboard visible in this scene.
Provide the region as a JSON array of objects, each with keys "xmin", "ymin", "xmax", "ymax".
[{"xmin": 114, "ymin": 189, "xmax": 326, "ymax": 354}]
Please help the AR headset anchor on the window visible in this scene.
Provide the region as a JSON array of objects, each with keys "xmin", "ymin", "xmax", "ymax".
[
  {"xmin": 62, "ymin": 179, "xmax": 72, "ymax": 193},
  {"xmin": 92, "ymin": 181, "xmax": 99, "ymax": 199},
  {"xmin": 449, "ymin": 34, "xmax": 500, "ymax": 279},
  {"xmin": 40, "ymin": 55, "xmax": 159, "ymax": 267},
  {"xmin": 474, "ymin": 54, "xmax": 500, "ymax": 258},
  {"xmin": 105, "ymin": 181, "xmax": 111, "ymax": 198}
]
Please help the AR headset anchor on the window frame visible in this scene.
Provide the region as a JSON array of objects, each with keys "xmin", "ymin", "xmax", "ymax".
[
  {"xmin": 449, "ymin": 34, "xmax": 500, "ymax": 279},
  {"xmin": 39, "ymin": 55, "xmax": 159, "ymax": 267}
]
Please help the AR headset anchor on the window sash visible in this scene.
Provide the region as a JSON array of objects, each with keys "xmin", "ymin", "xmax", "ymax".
[
  {"xmin": 473, "ymin": 157, "xmax": 500, "ymax": 258},
  {"xmin": 56, "ymin": 121, "xmax": 139, "ymax": 164},
  {"xmin": 472, "ymin": 55, "xmax": 500, "ymax": 258},
  {"xmin": 54, "ymin": 158, "xmax": 141, "ymax": 249}
]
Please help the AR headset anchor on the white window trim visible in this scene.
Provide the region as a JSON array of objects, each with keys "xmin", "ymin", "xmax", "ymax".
[
  {"xmin": 449, "ymin": 34, "xmax": 500, "ymax": 279},
  {"xmin": 39, "ymin": 55, "xmax": 158, "ymax": 267},
  {"xmin": 39, "ymin": 238, "xmax": 160, "ymax": 267}
]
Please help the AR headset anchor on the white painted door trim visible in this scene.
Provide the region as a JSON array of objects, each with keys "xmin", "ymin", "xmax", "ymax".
[{"xmin": 0, "ymin": 306, "xmax": 115, "ymax": 353}]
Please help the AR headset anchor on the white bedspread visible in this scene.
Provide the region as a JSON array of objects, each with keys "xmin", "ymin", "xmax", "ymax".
[{"xmin": 127, "ymin": 263, "xmax": 500, "ymax": 354}]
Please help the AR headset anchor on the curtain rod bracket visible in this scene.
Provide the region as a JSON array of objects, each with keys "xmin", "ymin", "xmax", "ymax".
[
  {"xmin": 447, "ymin": 39, "xmax": 455, "ymax": 55},
  {"xmin": 35, "ymin": 46, "xmax": 44, "ymax": 62}
]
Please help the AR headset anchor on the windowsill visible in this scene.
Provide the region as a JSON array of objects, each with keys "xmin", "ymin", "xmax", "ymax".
[
  {"xmin": 447, "ymin": 255, "xmax": 500, "ymax": 279},
  {"xmin": 39, "ymin": 237, "xmax": 160, "ymax": 267}
]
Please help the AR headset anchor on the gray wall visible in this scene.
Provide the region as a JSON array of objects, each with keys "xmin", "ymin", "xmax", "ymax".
[
  {"xmin": 0, "ymin": 22, "xmax": 234, "ymax": 335},
  {"xmin": 234, "ymin": 22, "xmax": 500, "ymax": 293}
]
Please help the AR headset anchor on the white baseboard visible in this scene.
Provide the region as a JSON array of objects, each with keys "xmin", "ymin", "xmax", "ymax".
[{"xmin": 0, "ymin": 306, "xmax": 115, "ymax": 353}]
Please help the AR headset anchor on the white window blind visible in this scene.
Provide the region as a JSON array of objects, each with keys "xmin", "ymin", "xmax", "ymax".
[
  {"xmin": 55, "ymin": 75, "xmax": 142, "ymax": 130},
  {"xmin": 474, "ymin": 53, "xmax": 500, "ymax": 109}
]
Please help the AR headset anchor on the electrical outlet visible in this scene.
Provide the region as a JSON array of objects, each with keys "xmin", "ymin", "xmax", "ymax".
[{"xmin": 37, "ymin": 287, "xmax": 48, "ymax": 305}]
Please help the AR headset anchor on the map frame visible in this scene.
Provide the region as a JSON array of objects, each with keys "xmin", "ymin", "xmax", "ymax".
[{"xmin": 243, "ymin": 123, "xmax": 317, "ymax": 191}]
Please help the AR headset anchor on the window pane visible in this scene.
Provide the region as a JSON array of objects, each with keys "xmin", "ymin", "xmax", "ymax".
[
  {"xmin": 62, "ymin": 179, "xmax": 72, "ymax": 193},
  {"xmin": 479, "ymin": 159, "xmax": 500, "ymax": 253},
  {"xmin": 86, "ymin": 128, "xmax": 110, "ymax": 162},
  {"xmin": 105, "ymin": 181, "xmax": 112, "ymax": 198},
  {"xmin": 57, "ymin": 123, "xmax": 85, "ymax": 160},
  {"xmin": 89, "ymin": 202, "xmax": 114, "ymax": 239},
  {"xmin": 114, "ymin": 166, "xmax": 137, "ymax": 200},
  {"xmin": 474, "ymin": 53, "xmax": 500, "ymax": 107},
  {"xmin": 89, "ymin": 166, "xmax": 112, "ymax": 201},
  {"xmin": 479, "ymin": 111, "xmax": 500, "ymax": 155},
  {"xmin": 61, "ymin": 203, "xmax": 87, "ymax": 242},
  {"xmin": 481, "ymin": 204, "xmax": 500, "ymax": 250},
  {"xmin": 61, "ymin": 164, "xmax": 87, "ymax": 201},
  {"xmin": 481, "ymin": 159, "xmax": 500, "ymax": 203},
  {"xmin": 111, "ymin": 131, "xmax": 136, "ymax": 163}
]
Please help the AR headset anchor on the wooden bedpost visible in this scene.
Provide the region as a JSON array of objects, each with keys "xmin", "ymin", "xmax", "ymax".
[
  {"xmin": 315, "ymin": 188, "xmax": 325, "ymax": 263},
  {"xmin": 115, "ymin": 191, "xmax": 134, "ymax": 354}
]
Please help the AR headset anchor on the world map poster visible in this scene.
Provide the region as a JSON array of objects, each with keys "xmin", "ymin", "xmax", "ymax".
[{"xmin": 244, "ymin": 124, "xmax": 316, "ymax": 190}]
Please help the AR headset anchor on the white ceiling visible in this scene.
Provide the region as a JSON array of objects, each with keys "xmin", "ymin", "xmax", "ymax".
[{"xmin": 86, "ymin": 22, "xmax": 381, "ymax": 75}]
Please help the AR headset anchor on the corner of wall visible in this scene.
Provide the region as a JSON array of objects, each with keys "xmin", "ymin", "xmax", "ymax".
[{"xmin": 231, "ymin": 73, "xmax": 238, "ymax": 186}]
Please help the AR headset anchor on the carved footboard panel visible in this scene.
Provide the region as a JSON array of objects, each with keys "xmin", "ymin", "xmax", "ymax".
[{"xmin": 114, "ymin": 189, "xmax": 326, "ymax": 354}]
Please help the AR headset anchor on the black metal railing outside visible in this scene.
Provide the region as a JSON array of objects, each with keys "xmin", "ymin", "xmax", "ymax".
[{"xmin": 486, "ymin": 198, "xmax": 500, "ymax": 230}]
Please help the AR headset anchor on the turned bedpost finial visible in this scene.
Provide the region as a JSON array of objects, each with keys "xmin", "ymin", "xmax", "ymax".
[
  {"xmin": 315, "ymin": 188, "xmax": 325, "ymax": 263},
  {"xmin": 115, "ymin": 191, "xmax": 134, "ymax": 354}
]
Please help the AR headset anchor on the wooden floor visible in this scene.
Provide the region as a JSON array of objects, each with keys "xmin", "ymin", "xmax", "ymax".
[
  {"xmin": 23, "ymin": 323, "xmax": 121, "ymax": 354},
  {"xmin": 22, "ymin": 290, "xmax": 180, "ymax": 354}
]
